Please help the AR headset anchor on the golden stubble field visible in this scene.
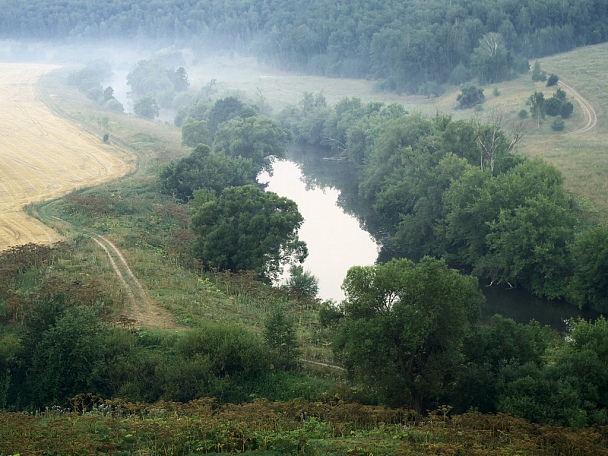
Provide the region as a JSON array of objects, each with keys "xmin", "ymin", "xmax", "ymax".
[{"xmin": 0, "ymin": 63, "xmax": 134, "ymax": 251}]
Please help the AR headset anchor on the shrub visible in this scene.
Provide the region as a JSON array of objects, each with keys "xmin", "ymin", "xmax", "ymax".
[
  {"xmin": 547, "ymin": 73, "xmax": 559, "ymax": 86},
  {"xmin": 457, "ymin": 85, "xmax": 485, "ymax": 109},
  {"xmin": 551, "ymin": 117, "xmax": 565, "ymax": 131}
]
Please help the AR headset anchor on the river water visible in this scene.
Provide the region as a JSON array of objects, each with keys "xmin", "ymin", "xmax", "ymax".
[
  {"xmin": 261, "ymin": 147, "xmax": 598, "ymax": 331},
  {"xmin": 259, "ymin": 159, "xmax": 378, "ymax": 302}
]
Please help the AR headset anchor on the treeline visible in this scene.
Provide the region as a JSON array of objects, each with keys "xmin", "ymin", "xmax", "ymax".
[
  {"xmin": 281, "ymin": 94, "xmax": 608, "ymax": 312},
  {"xmin": 3, "ymin": 0, "xmax": 608, "ymax": 92}
]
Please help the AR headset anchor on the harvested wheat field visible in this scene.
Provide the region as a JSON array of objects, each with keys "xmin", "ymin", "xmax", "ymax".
[{"xmin": 0, "ymin": 63, "xmax": 134, "ymax": 251}]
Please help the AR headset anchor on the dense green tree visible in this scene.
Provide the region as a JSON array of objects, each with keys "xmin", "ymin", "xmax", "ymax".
[
  {"xmin": 191, "ymin": 184, "xmax": 307, "ymax": 279},
  {"xmin": 568, "ymin": 225, "xmax": 608, "ymax": 312},
  {"xmin": 172, "ymin": 67, "xmax": 190, "ymax": 92},
  {"xmin": 443, "ymin": 158, "xmax": 574, "ymax": 298},
  {"xmin": 213, "ymin": 115, "xmax": 290, "ymax": 173},
  {"xmin": 133, "ymin": 94, "xmax": 160, "ymax": 119},
  {"xmin": 285, "ymin": 264, "xmax": 319, "ymax": 298},
  {"xmin": 159, "ymin": 144, "xmax": 257, "ymax": 201},
  {"xmin": 531, "ymin": 60, "xmax": 543, "ymax": 81},
  {"xmin": 103, "ymin": 86, "xmax": 115, "ymax": 102},
  {"xmin": 126, "ymin": 60, "xmax": 174, "ymax": 98},
  {"xmin": 334, "ymin": 257, "xmax": 483, "ymax": 417},
  {"xmin": 470, "ymin": 33, "xmax": 512, "ymax": 83},
  {"xmin": 103, "ymin": 98, "xmax": 124, "ymax": 112},
  {"xmin": 264, "ymin": 310, "xmax": 301, "ymax": 369},
  {"xmin": 207, "ymin": 96, "xmax": 256, "ymax": 138},
  {"xmin": 26, "ymin": 306, "xmax": 105, "ymax": 407},
  {"xmin": 181, "ymin": 117, "xmax": 209, "ymax": 147},
  {"xmin": 561, "ymin": 100, "xmax": 574, "ymax": 118},
  {"xmin": 498, "ymin": 317, "xmax": 608, "ymax": 426},
  {"xmin": 529, "ymin": 91, "xmax": 546, "ymax": 126},
  {"xmin": 452, "ymin": 315, "xmax": 552, "ymax": 413},
  {"xmin": 545, "ymin": 97, "xmax": 563, "ymax": 116},
  {"xmin": 547, "ymin": 73, "xmax": 559, "ymax": 86},
  {"xmin": 457, "ymin": 85, "xmax": 485, "ymax": 109}
]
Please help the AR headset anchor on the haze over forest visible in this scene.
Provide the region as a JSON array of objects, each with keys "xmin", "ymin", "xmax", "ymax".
[{"xmin": 2, "ymin": 0, "xmax": 608, "ymax": 92}]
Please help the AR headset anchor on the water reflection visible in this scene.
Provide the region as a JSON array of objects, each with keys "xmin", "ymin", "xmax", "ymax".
[
  {"xmin": 481, "ymin": 286, "xmax": 599, "ymax": 332},
  {"xmin": 259, "ymin": 158, "xmax": 379, "ymax": 302},
  {"xmin": 266, "ymin": 145, "xmax": 599, "ymax": 331}
]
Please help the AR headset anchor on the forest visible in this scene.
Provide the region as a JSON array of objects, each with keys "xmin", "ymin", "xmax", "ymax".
[{"xmin": 2, "ymin": 0, "xmax": 608, "ymax": 92}]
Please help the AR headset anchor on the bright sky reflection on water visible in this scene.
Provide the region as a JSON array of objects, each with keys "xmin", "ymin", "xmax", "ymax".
[{"xmin": 259, "ymin": 160, "xmax": 379, "ymax": 302}]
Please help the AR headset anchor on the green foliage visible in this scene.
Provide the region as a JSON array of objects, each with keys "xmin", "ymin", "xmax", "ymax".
[
  {"xmin": 133, "ymin": 94, "xmax": 160, "ymax": 119},
  {"xmin": 499, "ymin": 317, "xmax": 608, "ymax": 427},
  {"xmin": 334, "ymin": 257, "xmax": 483, "ymax": 416},
  {"xmin": 545, "ymin": 89, "xmax": 573, "ymax": 119},
  {"xmin": 544, "ymin": 97, "xmax": 563, "ymax": 116},
  {"xmin": 27, "ymin": 306, "xmax": 105, "ymax": 407},
  {"xmin": 213, "ymin": 115, "xmax": 290, "ymax": 173},
  {"xmin": 207, "ymin": 96, "xmax": 256, "ymax": 137},
  {"xmin": 175, "ymin": 99, "xmax": 212, "ymax": 127},
  {"xmin": 561, "ymin": 100, "xmax": 574, "ymax": 118},
  {"xmin": 551, "ymin": 117, "xmax": 565, "ymax": 131},
  {"xmin": 547, "ymin": 73, "xmax": 559, "ymax": 86},
  {"xmin": 528, "ymin": 91, "xmax": 546, "ymax": 122},
  {"xmin": 453, "ymin": 316, "xmax": 553, "ymax": 413},
  {"xmin": 172, "ymin": 66, "xmax": 189, "ymax": 92},
  {"xmin": 457, "ymin": 85, "xmax": 485, "ymax": 109},
  {"xmin": 191, "ymin": 184, "xmax": 307, "ymax": 280},
  {"xmin": 2, "ymin": 399, "xmax": 608, "ymax": 454},
  {"xmin": 264, "ymin": 310, "xmax": 301, "ymax": 369},
  {"xmin": 285, "ymin": 265, "xmax": 319, "ymax": 298},
  {"xmin": 159, "ymin": 144, "xmax": 257, "ymax": 201},
  {"xmin": 103, "ymin": 98, "xmax": 124, "ymax": 112},
  {"xmin": 569, "ymin": 225, "xmax": 608, "ymax": 312},
  {"xmin": 181, "ymin": 116, "xmax": 210, "ymax": 147},
  {"xmin": 127, "ymin": 60, "xmax": 174, "ymax": 98},
  {"xmin": 445, "ymin": 158, "xmax": 575, "ymax": 298},
  {"xmin": 470, "ymin": 33, "xmax": 512, "ymax": 84},
  {"xmin": 531, "ymin": 61, "xmax": 543, "ymax": 82}
]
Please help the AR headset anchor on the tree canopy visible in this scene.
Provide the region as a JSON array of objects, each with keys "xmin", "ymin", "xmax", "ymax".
[
  {"xmin": 159, "ymin": 144, "xmax": 257, "ymax": 201},
  {"xmin": 334, "ymin": 257, "xmax": 484, "ymax": 417},
  {"xmin": 191, "ymin": 184, "xmax": 307, "ymax": 280}
]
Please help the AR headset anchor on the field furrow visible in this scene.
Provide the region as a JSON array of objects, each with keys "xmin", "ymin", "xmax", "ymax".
[{"xmin": 0, "ymin": 63, "xmax": 134, "ymax": 251}]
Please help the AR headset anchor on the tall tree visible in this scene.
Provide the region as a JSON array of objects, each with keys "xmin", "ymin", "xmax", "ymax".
[
  {"xmin": 334, "ymin": 257, "xmax": 483, "ymax": 417},
  {"xmin": 191, "ymin": 184, "xmax": 307, "ymax": 280},
  {"xmin": 213, "ymin": 115, "xmax": 291, "ymax": 173}
]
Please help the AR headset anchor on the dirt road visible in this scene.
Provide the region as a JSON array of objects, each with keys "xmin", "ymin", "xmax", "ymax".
[
  {"xmin": 0, "ymin": 63, "xmax": 134, "ymax": 250},
  {"xmin": 0, "ymin": 64, "xmax": 178, "ymax": 328},
  {"xmin": 558, "ymin": 79, "xmax": 598, "ymax": 135}
]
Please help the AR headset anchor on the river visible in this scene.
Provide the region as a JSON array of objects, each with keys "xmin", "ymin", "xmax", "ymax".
[
  {"xmin": 259, "ymin": 159, "xmax": 378, "ymax": 302},
  {"xmin": 261, "ymin": 146, "xmax": 598, "ymax": 331}
]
